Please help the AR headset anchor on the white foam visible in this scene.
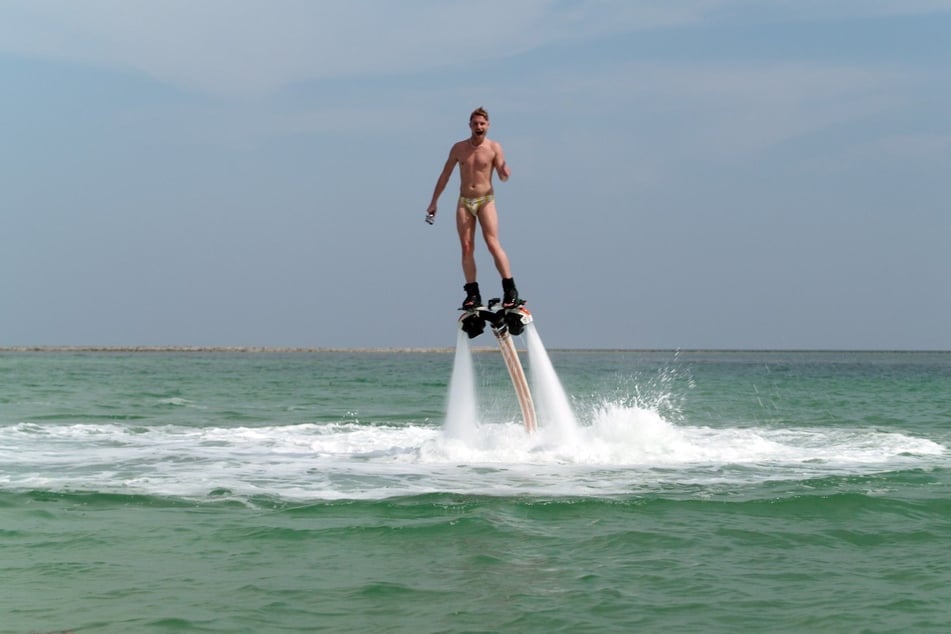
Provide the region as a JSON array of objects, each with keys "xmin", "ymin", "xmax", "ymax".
[{"xmin": 1, "ymin": 399, "xmax": 946, "ymax": 502}]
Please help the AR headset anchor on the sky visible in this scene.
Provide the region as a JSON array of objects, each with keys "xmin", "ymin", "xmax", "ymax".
[{"xmin": 2, "ymin": 0, "xmax": 949, "ymax": 350}]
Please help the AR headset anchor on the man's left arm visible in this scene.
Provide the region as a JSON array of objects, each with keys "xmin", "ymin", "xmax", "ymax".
[{"xmin": 495, "ymin": 143, "xmax": 511, "ymax": 181}]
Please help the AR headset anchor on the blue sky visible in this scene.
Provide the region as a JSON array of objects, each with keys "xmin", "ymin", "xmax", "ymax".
[{"xmin": 2, "ymin": 0, "xmax": 949, "ymax": 350}]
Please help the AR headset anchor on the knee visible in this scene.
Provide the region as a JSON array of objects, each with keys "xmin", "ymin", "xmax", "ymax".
[{"xmin": 460, "ymin": 240, "xmax": 476, "ymax": 257}]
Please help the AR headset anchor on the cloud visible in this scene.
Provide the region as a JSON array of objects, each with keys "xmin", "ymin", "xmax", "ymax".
[
  {"xmin": 757, "ymin": 0, "xmax": 951, "ymax": 20},
  {"xmin": 645, "ymin": 62, "xmax": 904, "ymax": 159},
  {"xmin": 4, "ymin": 0, "xmax": 947, "ymax": 99},
  {"xmin": 4, "ymin": 0, "xmax": 925, "ymax": 174},
  {"xmin": 0, "ymin": 0, "xmax": 713, "ymax": 98},
  {"xmin": 501, "ymin": 56, "xmax": 907, "ymax": 173},
  {"xmin": 807, "ymin": 132, "xmax": 951, "ymax": 174}
]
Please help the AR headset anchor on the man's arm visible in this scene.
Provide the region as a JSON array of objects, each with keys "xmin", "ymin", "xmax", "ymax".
[
  {"xmin": 427, "ymin": 148, "xmax": 458, "ymax": 214},
  {"xmin": 494, "ymin": 142, "xmax": 511, "ymax": 181}
]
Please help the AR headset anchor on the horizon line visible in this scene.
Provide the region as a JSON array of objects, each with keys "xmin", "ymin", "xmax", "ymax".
[{"xmin": 2, "ymin": 346, "xmax": 948, "ymax": 354}]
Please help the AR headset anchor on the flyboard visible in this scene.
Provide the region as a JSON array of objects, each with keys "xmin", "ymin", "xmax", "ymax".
[{"xmin": 458, "ymin": 299, "xmax": 537, "ymax": 433}]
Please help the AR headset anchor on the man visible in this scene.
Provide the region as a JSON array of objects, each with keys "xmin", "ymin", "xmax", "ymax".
[{"xmin": 426, "ymin": 107, "xmax": 521, "ymax": 310}]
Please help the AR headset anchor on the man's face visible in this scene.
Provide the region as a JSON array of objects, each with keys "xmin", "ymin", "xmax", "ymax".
[{"xmin": 469, "ymin": 115, "xmax": 489, "ymax": 138}]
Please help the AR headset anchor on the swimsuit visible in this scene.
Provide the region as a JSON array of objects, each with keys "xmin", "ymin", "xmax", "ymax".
[{"xmin": 458, "ymin": 194, "xmax": 495, "ymax": 217}]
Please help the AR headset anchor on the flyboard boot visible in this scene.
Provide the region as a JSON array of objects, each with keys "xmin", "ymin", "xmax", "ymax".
[
  {"xmin": 461, "ymin": 282, "xmax": 482, "ymax": 310},
  {"xmin": 499, "ymin": 277, "xmax": 530, "ymax": 335},
  {"xmin": 502, "ymin": 277, "xmax": 522, "ymax": 309},
  {"xmin": 459, "ymin": 282, "xmax": 488, "ymax": 339}
]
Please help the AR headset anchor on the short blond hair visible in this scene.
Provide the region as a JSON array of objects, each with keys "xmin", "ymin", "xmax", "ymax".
[{"xmin": 469, "ymin": 107, "xmax": 489, "ymax": 122}]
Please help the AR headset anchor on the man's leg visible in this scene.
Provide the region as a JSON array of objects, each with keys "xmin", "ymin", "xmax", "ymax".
[
  {"xmin": 456, "ymin": 204, "xmax": 478, "ymax": 283},
  {"xmin": 457, "ymin": 204, "xmax": 482, "ymax": 308},
  {"xmin": 478, "ymin": 201, "xmax": 521, "ymax": 306},
  {"xmin": 476, "ymin": 201, "xmax": 512, "ymax": 279}
]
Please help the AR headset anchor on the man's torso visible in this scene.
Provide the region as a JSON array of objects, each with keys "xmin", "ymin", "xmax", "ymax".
[{"xmin": 455, "ymin": 140, "xmax": 496, "ymax": 197}]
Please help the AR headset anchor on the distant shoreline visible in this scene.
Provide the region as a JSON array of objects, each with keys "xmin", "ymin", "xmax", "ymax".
[
  {"xmin": 0, "ymin": 346, "xmax": 462, "ymax": 353},
  {"xmin": 1, "ymin": 347, "xmax": 946, "ymax": 354}
]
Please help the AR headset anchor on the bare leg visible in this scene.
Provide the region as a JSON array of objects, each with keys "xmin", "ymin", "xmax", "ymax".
[
  {"xmin": 456, "ymin": 204, "xmax": 478, "ymax": 283},
  {"xmin": 476, "ymin": 200, "xmax": 513, "ymax": 279}
]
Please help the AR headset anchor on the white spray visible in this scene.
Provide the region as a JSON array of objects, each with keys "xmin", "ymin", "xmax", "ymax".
[{"xmin": 443, "ymin": 329, "xmax": 478, "ymax": 441}]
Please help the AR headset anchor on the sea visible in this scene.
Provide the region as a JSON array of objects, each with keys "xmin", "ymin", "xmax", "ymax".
[{"xmin": 2, "ymin": 333, "xmax": 950, "ymax": 633}]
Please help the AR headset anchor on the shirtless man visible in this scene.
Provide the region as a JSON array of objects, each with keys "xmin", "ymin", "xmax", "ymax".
[{"xmin": 426, "ymin": 107, "xmax": 521, "ymax": 310}]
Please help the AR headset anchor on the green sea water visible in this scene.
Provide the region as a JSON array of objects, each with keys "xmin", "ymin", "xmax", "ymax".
[{"xmin": 1, "ymin": 349, "xmax": 950, "ymax": 633}]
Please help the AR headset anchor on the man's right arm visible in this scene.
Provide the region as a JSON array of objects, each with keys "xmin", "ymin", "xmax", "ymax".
[{"xmin": 427, "ymin": 149, "xmax": 457, "ymax": 214}]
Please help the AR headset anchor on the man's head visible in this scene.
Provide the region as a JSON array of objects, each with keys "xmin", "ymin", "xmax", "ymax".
[
  {"xmin": 469, "ymin": 107, "xmax": 489, "ymax": 122},
  {"xmin": 469, "ymin": 107, "xmax": 490, "ymax": 139}
]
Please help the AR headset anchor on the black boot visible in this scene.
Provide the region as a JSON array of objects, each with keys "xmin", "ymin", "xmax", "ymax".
[
  {"xmin": 462, "ymin": 282, "xmax": 482, "ymax": 310},
  {"xmin": 502, "ymin": 277, "xmax": 520, "ymax": 308}
]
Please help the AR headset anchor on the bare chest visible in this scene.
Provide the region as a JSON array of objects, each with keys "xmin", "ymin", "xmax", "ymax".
[{"xmin": 458, "ymin": 145, "xmax": 494, "ymax": 171}]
